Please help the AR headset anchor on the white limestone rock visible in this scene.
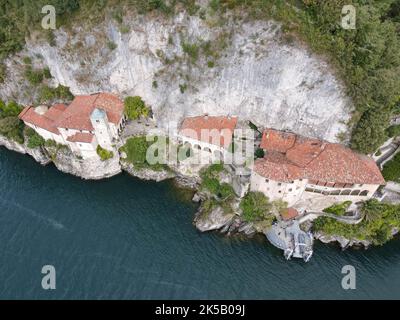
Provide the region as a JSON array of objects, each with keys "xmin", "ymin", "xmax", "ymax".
[
  {"xmin": 1, "ymin": 12, "xmax": 352, "ymax": 143},
  {"xmin": 195, "ymin": 205, "xmax": 235, "ymax": 232},
  {"xmin": 121, "ymin": 161, "xmax": 176, "ymax": 182},
  {"xmin": 53, "ymin": 148, "xmax": 121, "ymax": 180},
  {"xmin": 0, "ymin": 135, "xmax": 50, "ymax": 165}
]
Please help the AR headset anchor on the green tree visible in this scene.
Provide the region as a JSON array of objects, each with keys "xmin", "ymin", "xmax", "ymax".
[
  {"xmin": 351, "ymin": 108, "xmax": 391, "ymax": 154},
  {"xmin": 240, "ymin": 191, "xmax": 272, "ymax": 223},
  {"xmin": 382, "ymin": 152, "xmax": 400, "ymax": 182},
  {"xmin": 361, "ymin": 199, "xmax": 383, "ymax": 223},
  {"xmin": 124, "ymin": 96, "xmax": 149, "ymax": 120},
  {"xmin": 27, "ymin": 131, "xmax": 45, "ymax": 149}
]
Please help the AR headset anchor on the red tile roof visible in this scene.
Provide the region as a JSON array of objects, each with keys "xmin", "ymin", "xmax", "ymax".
[
  {"xmin": 19, "ymin": 105, "xmax": 60, "ymax": 135},
  {"xmin": 55, "ymin": 93, "xmax": 124, "ymax": 131},
  {"xmin": 260, "ymin": 129, "xmax": 296, "ymax": 153},
  {"xmin": 281, "ymin": 208, "xmax": 299, "ymax": 221},
  {"xmin": 179, "ymin": 116, "xmax": 238, "ymax": 148},
  {"xmin": 19, "ymin": 93, "xmax": 124, "ymax": 134},
  {"xmin": 66, "ymin": 132, "xmax": 95, "ymax": 143},
  {"xmin": 254, "ymin": 129, "xmax": 385, "ymax": 185}
]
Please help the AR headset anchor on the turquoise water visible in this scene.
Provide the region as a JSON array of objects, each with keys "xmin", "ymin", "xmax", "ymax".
[{"xmin": 0, "ymin": 147, "xmax": 400, "ymax": 299}]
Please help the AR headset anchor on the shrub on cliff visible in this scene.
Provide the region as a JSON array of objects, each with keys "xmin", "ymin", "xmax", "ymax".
[
  {"xmin": 0, "ymin": 117, "xmax": 24, "ymax": 144},
  {"xmin": 27, "ymin": 131, "xmax": 45, "ymax": 149},
  {"xmin": 199, "ymin": 164, "xmax": 234, "ymax": 200},
  {"xmin": 0, "ymin": 100, "xmax": 23, "ymax": 118},
  {"xmin": 39, "ymin": 85, "xmax": 74, "ymax": 103},
  {"xmin": 96, "ymin": 145, "xmax": 114, "ymax": 161},
  {"xmin": 124, "ymin": 96, "xmax": 150, "ymax": 120}
]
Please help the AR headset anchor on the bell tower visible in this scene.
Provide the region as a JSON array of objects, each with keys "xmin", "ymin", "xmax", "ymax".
[{"xmin": 90, "ymin": 108, "xmax": 113, "ymax": 149}]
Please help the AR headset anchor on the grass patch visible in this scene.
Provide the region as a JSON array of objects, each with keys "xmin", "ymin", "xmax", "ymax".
[
  {"xmin": 323, "ymin": 201, "xmax": 352, "ymax": 216},
  {"xmin": 120, "ymin": 136, "xmax": 168, "ymax": 171},
  {"xmin": 96, "ymin": 145, "xmax": 114, "ymax": 161}
]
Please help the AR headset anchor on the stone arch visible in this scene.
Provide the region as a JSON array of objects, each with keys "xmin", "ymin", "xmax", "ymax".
[
  {"xmin": 360, "ymin": 190, "xmax": 369, "ymax": 196},
  {"xmin": 340, "ymin": 189, "xmax": 351, "ymax": 195},
  {"xmin": 203, "ymin": 147, "xmax": 212, "ymax": 153},
  {"xmin": 350, "ymin": 190, "xmax": 361, "ymax": 196}
]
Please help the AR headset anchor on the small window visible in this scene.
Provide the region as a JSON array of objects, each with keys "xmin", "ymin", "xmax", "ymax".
[
  {"xmin": 278, "ymin": 190, "xmax": 282, "ymax": 193},
  {"xmin": 265, "ymin": 179, "xmax": 269, "ymax": 183},
  {"xmin": 96, "ymin": 120, "xmax": 100, "ymax": 123},
  {"xmin": 277, "ymin": 183, "xmax": 282, "ymax": 186}
]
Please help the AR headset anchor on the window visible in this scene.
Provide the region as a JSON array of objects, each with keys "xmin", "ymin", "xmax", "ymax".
[
  {"xmin": 360, "ymin": 190, "xmax": 369, "ymax": 196},
  {"xmin": 278, "ymin": 190, "xmax": 282, "ymax": 193},
  {"xmin": 288, "ymin": 188, "xmax": 292, "ymax": 192},
  {"xmin": 96, "ymin": 120, "xmax": 100, "ymax": 123},
  {"xmin": 265, "ymin": 179, "xmax": 269, "ymax": 183},
  {"xmin": 277, "ymin": 183, "xmax": 282, "ymax": 186}
]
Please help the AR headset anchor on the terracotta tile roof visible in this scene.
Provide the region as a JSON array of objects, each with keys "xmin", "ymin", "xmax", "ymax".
[
  {"xmin": 179, "ymin": 116, "xmax": 238, "ymax": 148},
  {"xmin": 19, "ymin": 106, "xmax": 60, "ymax": 135},
  {"xmin": 260, "ymin": 129, "xmax": 296, "ymax": 153},
  {"xmin": 19, "ymin": 93, "xmax": 124, "ymax": 136},
  {"xmin": 254, "ymin": 152, "xmax": 303, "ymax": 182},
  {"xmin": 66, "ymin": 132, "xmax": 95, "ymax": 143},
  {"xmin": 254, "ymin": 129, "xmax": 385, "ymax": 185},
  {"xmin": 281, "ymin": 208, "xmax": 299, "ymax": 221},
  {"xmin": 55, "ymin": 93, "xmax": 124, "ymax": 131},
  {"xmin": 304, "ymin": 143, "xmax": 385, "ymax": 185}
]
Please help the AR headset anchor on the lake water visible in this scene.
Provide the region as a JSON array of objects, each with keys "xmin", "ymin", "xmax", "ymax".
[{"xmin": 0, "ymin": 148, "xmax": 400, "ymax": 299}]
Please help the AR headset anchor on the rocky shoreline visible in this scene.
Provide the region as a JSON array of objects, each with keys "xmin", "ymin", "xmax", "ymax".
[{"xmin": 0, "ymin": 134, "xmax": 374, "ymax": 250}]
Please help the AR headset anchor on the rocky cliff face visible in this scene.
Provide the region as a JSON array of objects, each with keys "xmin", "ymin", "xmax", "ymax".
[
  {"xmin": 0, "ymin": 135, "xmax": 50, "ymax": 165},
  {"xmin": 1, "ymin": 12, "xmax": 352, "ymax": 142}
]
